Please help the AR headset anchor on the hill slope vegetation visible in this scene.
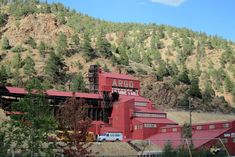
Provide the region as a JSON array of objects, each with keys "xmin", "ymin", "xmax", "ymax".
[{"xmin": 0, "ymin": 0, "xmax": 235, "ymax": 113}]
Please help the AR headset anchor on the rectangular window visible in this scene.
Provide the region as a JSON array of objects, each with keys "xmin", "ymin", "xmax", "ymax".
[
  {"xmin": 144, "ymin": 123, "xmax": 157, "ymax": 128},
  {"xmin": 209, "ymin": 125, "xmax": 215, "ymax": 129},
  {"xmin": 161, "ymin": 128, "xmax": 166, "ymax": 133},
  {"xmin": 196, "ymin": 126, "xmax": 202, "ymax": 130},
  {"xmin": 135, "ymin": 124, "xmax": 143, "ymax": 130},
  {"xmin": 133, "ymin": 112, "xmax": 166, "ymax": 118},
  {"xmin": 135, "ymin": 102, "xmax": 147, "ymax": 107},
  {"xmin": 223, "ymin": 123, "xmax": 229, "ymax": 128},
  {"xmin": 172, "ymin": 128, "xmax": 177, "ymax": 132}
]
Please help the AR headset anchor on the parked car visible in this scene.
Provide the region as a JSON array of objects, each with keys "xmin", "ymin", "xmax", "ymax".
[{"xmin": 97, "ymin": 132, "xmax": 123, "ymax": 142}]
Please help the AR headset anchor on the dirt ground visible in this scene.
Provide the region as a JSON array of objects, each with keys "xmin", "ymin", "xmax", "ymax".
[{"xmin": 167, "ymin": 111, "xmax": 235, "ymax": 125}]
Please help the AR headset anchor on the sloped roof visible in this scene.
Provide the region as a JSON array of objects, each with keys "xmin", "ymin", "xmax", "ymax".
[
  {"xmin": 134, "ymin": 117, "xmax": 177, "ymax": 125},
  {"xmin": 46, "ymin": 90, "xmax": 101, "ymax": 99},
  {"xmin": 147, "ymin": 128, "xmax": 230, "ymax": 149},
  {"xmin": 100, "ymin": 72, "xmax": 139, "ymax": 81},
  {"xmin": 118, "ymin": 95, "xmax": 151, "ymax": 103},
  {"xmin": 6, "ymin": 87, "xmax": 27, "ymax": 94},
  {"xmin": 4, "ymin": 86, "xmax": 102, "ymax": 99}
]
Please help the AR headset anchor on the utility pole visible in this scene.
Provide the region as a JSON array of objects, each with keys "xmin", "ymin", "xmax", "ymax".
[
  {"xmin": 188, "ymin": 97, "xmax": 193, "ymax": 145},
  {"xmin": 189, "ymin": 98, "xmax": 192, "ymax": 128}
]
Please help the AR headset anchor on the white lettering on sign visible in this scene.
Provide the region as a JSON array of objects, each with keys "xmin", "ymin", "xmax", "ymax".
[
  {"xmin": 112, "ymin": 88, "xmax": 139, "ymax": 96},
  {"xmin": 112, "ymin": 79, "xmax": 134, "ymax": 88}
]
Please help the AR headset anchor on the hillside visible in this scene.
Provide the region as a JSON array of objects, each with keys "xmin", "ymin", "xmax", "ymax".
[{"xmin": 0, "ymin": 1, "xmax": 235, "ymax": 115}]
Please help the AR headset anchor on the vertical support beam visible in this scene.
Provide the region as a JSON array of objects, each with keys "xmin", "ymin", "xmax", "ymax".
[
  {"xmin": 218, "ymin": 138, "xmax": 230, "ymax": 157},
  {"xmin": 185, "ymin": 139, "xmax": 193, "ymax": 157}
]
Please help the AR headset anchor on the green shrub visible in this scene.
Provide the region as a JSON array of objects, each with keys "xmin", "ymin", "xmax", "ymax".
[{"xmin": 12, "ymin": 45, "xmax": 27, "ymax": 53}]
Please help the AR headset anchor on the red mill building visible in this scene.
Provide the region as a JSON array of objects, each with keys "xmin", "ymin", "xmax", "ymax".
[{"xmin": 1, "ymin": 65, "xmax": 235, "ymax": 155}]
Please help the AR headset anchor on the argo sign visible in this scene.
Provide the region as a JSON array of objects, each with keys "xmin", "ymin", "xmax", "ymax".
[{"xmin": 112, "ymin": 79, "xmax": 134, "ymax": 88}]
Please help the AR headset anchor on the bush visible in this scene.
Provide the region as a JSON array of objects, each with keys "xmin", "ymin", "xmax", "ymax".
[
  {"xmin": 12, "ymin": 45, "xmax": 27, "ymax": 53},
  {"xmin": 24, "ymin": 36, "xmax": 37, "ymax": 49},
  {"xmin": 1, "ymin": 36, "xmax": 11, "ymax": 50},
  {"xmin": 0, "ymin": 12, "xmax": 7, "ymax": 26},
  {"xmin": 137, "ymin": 67, "xmax": 147, "ymax": 75}
]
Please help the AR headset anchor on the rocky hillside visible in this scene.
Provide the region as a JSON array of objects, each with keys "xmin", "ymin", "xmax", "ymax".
[{"xmin": 0, "ymin": 1, "xmax": 235, "ymax": 113}]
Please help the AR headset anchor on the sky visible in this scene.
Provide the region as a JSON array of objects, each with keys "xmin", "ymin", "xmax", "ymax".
[{"xmin": 47, "ymin": 0, "xmax": 235, "ymax": 42}]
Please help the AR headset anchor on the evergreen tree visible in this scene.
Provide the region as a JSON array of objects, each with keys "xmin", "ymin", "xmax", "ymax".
[
  {"xmin": 6, "ymin": 79, "xmax": 57, "ymax": 156},
  {"xmin": 0, "ymin": 65, "xmax": 8, "ymax": 84},
  {"xmin": 103, "ymin": 64, "xmax": 110, "ymax": 72},
  {"xmin": 38, "ymin": 41, "xmax": 46, "ymax": 57},
  {"xmin": 24, "ymin": 36, "xmax": 37, "ymax": 49},
  {"xmin": 177, "ymin": 65, "xmax": 190, "ymax": 85},
  {"xmin": 23, "ymin": 55, "xmax": 36, "ymax": 77},
  {"xmin": 44, "ymin": 51, "xmax": 66, "ymax": 85},
  {"xmin": 71, "ymin": 33, "xmax": 80, "ymax": 50},
  {"xmin": 188, "ymin": 70, "xmax": 201, "ymax": 98},
  {"xmin": 81, "ymin": 32, "xmax": 96, "ymax": 61},
  {"xmin": 12, "ymin": 66, "xmax": 22, "ymax": 87},
  {"xmin": 1, "ymin": 36, "xmax": 10, "ymax": 50},
  {"xmin": 156, "ymin": 60, "xmax": 169, "ymax": 81},
  {"xmin": 162, "ymin": 142, "xmax": 175, "ymax": 157},
  {"xmin": 168, "ymin": 61, "xmax": 179, "ymax": 77},
  {"xmin": 0, "ymin": 12, "xmax": 7, "ymax": 26},
  {"xmin": 224, "ymin": 74, "xmax": 233, "ymax": 92},
  {"xmin": 119, "ymin": 47, "xmax": 129, "ymax": 66},
  {"xmin": 203, "ymin": 80, "xmax": 215, "ymax": 103},
  {"xmin": 96, "ymin": 30, "xmax": 112, "ymax": 58},
  {"xmin": 71, "ymin": 72, "xmax": 87, "ymax": 92},
  {"xmin": 11, "ymin": 52, "xmax": 22, "ymax": 69},
  {"xmin": 56, "ymin": 32, "xmax": 67, "ymax": 56}
]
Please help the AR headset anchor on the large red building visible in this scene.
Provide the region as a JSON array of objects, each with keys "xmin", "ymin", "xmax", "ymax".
[{"xmin": 1, "ymin": 65, "xmax": 234, "ymax": 155}]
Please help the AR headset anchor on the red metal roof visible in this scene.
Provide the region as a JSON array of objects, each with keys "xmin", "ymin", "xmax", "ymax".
[
  {"xmin": 5, "ymin": 86, "xmax": 101, "ymax": 99},
  {"xmin": 46, "ymin": 90, "xmax": 102, "ymax": 99},
  {"xmin": 6, "ymin": 87, "xmax": 27, "ymax": 94},
  {"xmin": 147, "ymin": 128, "xmax": 230, "ymax": 149},
  {"xmin": 134, "ymin": 117, "xmax": 177, "ymax": 125},
  {"xmin": 118, "ymin": 95, "xmax": 151, "ymax": 103},
  {"xmin": 100, "ymin": 72, "xmax": 139, "ymax": 81}
]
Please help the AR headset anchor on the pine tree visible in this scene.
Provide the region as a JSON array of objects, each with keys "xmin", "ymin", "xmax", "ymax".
[
  {"xmin": 1, "ymin": 36, "xmax": 10, "ymax": 50},
  {"xmin": 7, "ymin": 79, "xmax": 57, "ymax": 156},
  {"xmin": 162, "ymin": 142, "xmax": 175, "ymax": 157},
  {"xmin": 203, "ymin": 80, "xmax": 215, "ymax": 103},
  {"xmin": 24, "ymin": 36, "xmax": 37, "ymax": 49},
  {"xmin": 38, "ymin": 41, "xmax": 46, "ymax": 57},
  {"xmin": 0, "ymin": 12, "xmax": 7, "ymax": 26},
  {"xmin": 177, "ymin": 65, "xmax": 190, "ymax": 85},
  {"xmin": 0, "ymin": 65, "xmax": 8, "ymax": 84},
  {"xmin": 11, "ymin": 52, "xmax": 22, "ymax": 69},
  {"xmin": 96, "ymin": 30, "xmax": 112, "ymax": 58},
  {"xmin": 119, "ymin": 47, "xmax": 129, "ymax": 66},
  {"xmin": 71, "ymin": 33, "xmax": 80, "ymax": 49},
  {"xmin": 56, "ymin": 32, "xmax": 67, "ymax": 56},
  {"xmin": 156, "ymin": 60, "xmax": 169, "ymax": 81},
  {"xmin": 224, "ymin": 74, "xmax": 233, "ymax": 92},
  {"xmin": 81, "ymin": 32, "xmax": 96, "ymax": 61},
  {"xmin": 168, "ymin": 61, "xmax": 179, "ymax": 77},
  {"xmin": 23, "ymin": 55, "xmax": 36, "ymax": 77},
  {"xmin": 44, "ymin": 51, "xmax": 66, "ymax": 85},
  {"xmin": 71, "ymin": 72, "xmax": 87, "ymax": 92},
  {"xmin": 188, "ymin": 71, "xmax": 201, "ymax": 98}
]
